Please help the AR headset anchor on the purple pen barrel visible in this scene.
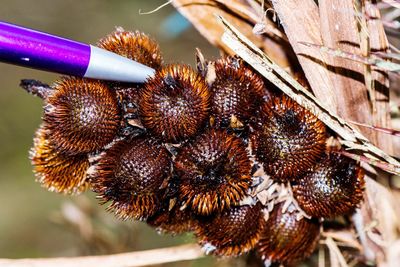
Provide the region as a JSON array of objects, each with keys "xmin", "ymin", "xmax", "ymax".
[
  {"xmin": 0, "ymin": 21, "xmax": 90, "ymax": 77},
  {"xmin": 0, "ymin": 21, "xmax": 155, "ymax": 83}
]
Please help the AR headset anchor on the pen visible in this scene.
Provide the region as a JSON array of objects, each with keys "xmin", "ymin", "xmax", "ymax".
[{"xmin": 0, "ymin": 21, "xmax": 155, "ymax": 83}]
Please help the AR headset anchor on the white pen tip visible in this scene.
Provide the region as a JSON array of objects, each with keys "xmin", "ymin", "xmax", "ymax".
[{"xmin": 84, "ymin": 45, "xmax": 155, "ymax": 83}]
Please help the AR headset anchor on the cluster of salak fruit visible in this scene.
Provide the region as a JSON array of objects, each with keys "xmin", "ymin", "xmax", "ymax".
[{"xmin": 20, "ymin": 29, "xmax": 365, "ymax": 266}]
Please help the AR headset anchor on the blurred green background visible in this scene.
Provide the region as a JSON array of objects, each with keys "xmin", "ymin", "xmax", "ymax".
[{"xmin": 0, "ymin": 1, "xmax": 229, "ymax": 266}]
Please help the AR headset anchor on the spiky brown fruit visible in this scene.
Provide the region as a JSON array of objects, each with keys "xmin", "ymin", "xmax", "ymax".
[
  {"xmin": 174, "ymin": 129, "xmax": 252, "ymax": 215},
  {"xmin": 256, "ymin": 203, "xmax": 321, "ymax": 265},
  {"xmin": 98, "ymin": 29, "xmax": 162, "ymax": 69},
  {"xmin": 196, "ymin": 203, "xmax": 264, "ymax": 257},
  {"xmin": 30, "ymin": 125, "xmax": 90, "ymax": 194},
  {"xmin": 139, "ymin": 64, "xmax": 211, "ymax": 143},
  {"xmin": 91, "ymin": 137, "xmax": 172, "ymax": 220},
  {"xmin": 208, "ymin": 57, "xmax": 265, "ymax": 128},
  {"xmin": 251, "ymin": 96, "xmax": 326, "ymax": 182},
  {"xmin": 44, "ymin": 77, "xmax": 121, "ymax": 154},
  {"xmin": 292, "ymin": 154, "xmax": 365, "ymax": 218}
]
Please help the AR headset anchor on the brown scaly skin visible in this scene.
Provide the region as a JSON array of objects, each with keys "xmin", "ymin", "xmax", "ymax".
[
  {"xmin": 91, "ymin": 137, "xmax": 172, "ymax": 220},
  {"xmin": 256, "ymin": 203, "xmax": 321, "ymax": 265},
  {"xmin": 174, "ymin": 129, "xmax": 252, "ymax": 215},
  {"xmin": 139, "ymin": 64, "xmax": 211, "ymax": 143},
  {"xmin": 208, "ymin": 57, "xmax": 265, "ymax": 129},
  {"xmin": 251, "ymin": 95, "xmax": 326, "ymax": 182},
  {"xmin": 30, "ymin": 125, "xmax": 90, "ymax": 194},
  {"xmin": 98, "ymin": 29, "xmax": 163, "ymax": 69},
  {"xmin": 195, "ymin": 203, "xmax": 264, "ymax": 257},
  {"xmin": 44, "ymin": 77, "xmax": 121, "ymax": 154},
  {"xmin": 292, "ymin": 153, "xmax": 365, "ymax": 218}
]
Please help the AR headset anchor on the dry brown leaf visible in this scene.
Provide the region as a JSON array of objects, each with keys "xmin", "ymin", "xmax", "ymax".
[
  {"xmin": 270, "ymin": 0, "xmax": 340, "ymax": 118},
  {"xmin": 365, "ymin": 2, "xmax": 393, "ymax": 155},
  {"xmin": 318, "ymin": 0, "xmax": 377, "ymax": 144},
  {"xmin": 171, "ymin": 0, "xmax": 294, "ymax": 70}
]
